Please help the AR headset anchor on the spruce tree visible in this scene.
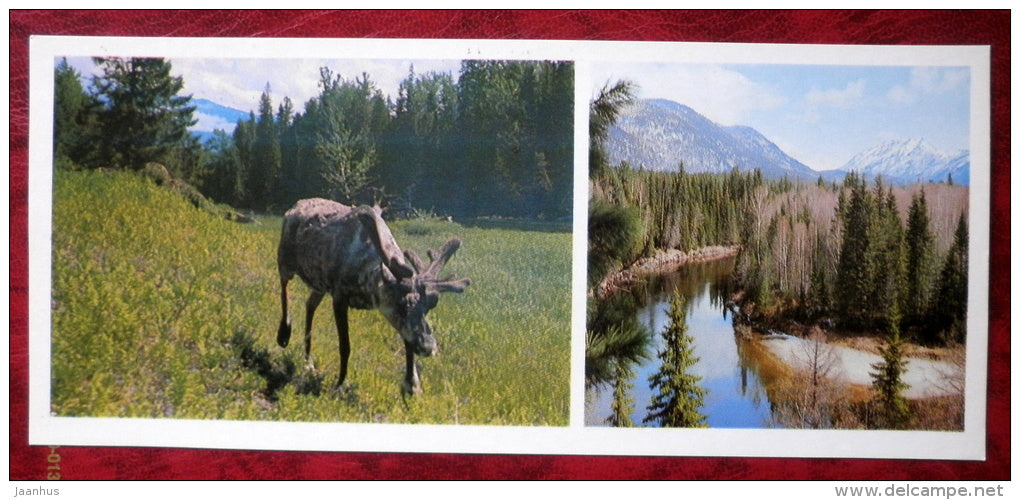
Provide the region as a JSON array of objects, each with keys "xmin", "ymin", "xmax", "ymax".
[
  {"xmin": 644, "ymin": 292, "xmax": 708, "ymax": 427},
  {"xmin": 835, "ymin": 172, "xmax": 874, "ymax": 328},
  {"xmin": 930, "ymin": 212, "xmax": 969, "ymax": 343},
  {"xmin": 869, "ymin": 182, "xmax": 906, "ymax": 326},
  {"xmin": 870, "ymin": 302, "xmax": 911, "ymax": 429},
  {"xmin": 90, "ymin": 57, "xmax": 198, "ymax": 175},
  {"xmin": 903, "ymin": 190, "xmax": 937, "ymax": 333},
  {"xmin": 250, "ymin": 87, "xmax": 281, "ymax": 208},
  {"xmin": 53, "ymin": 58, "xmax": 99, "ymax": 168},
  {"xmin": 606, "ymin": 361, "xmax": 636, "ymax": 427}
]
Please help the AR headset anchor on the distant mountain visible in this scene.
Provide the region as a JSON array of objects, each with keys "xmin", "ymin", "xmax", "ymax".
[
  {"xmin": 190, "ymin": 98, "xmax": 250, "ymax": 143},
  {"xmin": 839, "ymin": 138, "xmax": 970, "ymax": 186},
  {"xmin": 607, "ymin": 98, "xmax": 820, "ymax": 181},
  {"xmin": 606, "ymin": 98, "xmax": 970, "ymax": 187}
]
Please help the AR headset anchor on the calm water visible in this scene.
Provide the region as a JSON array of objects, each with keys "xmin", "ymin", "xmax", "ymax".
[{"xmin": 586, "ymin": 258, "xmax": 776, "ymax": 428}]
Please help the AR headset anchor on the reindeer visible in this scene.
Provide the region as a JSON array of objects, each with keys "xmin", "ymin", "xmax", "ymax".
[{"xmin": 276, "ymin": 198, "xmax": 470, "ymax": 395}]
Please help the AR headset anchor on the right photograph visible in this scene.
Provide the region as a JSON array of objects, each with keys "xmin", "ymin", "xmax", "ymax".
[{"xmin": 585, "ymin": 62, "xmax": 971, "ymax": 430}]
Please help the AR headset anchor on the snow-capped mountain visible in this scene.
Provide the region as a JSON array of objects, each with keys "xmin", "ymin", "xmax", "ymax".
[
  {"xmin": 839, "ymin": 138, "xmax": 970, "ymax": 186},
  {"xmin": 607, "ymin": 98, "xmax": 820, "ymax": 181},
  {"xmin": 606, "ymin": 98, "xmax": 970, "ymax": 187}
]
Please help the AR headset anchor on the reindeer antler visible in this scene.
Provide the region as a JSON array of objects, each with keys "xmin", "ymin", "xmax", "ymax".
[
  {"xmin": 424, "ymin": 238, "xmax": 462, "ymax": 279},
  {"xmin": 413, "ymin": 237, "xmax": 470, "ymax": 293}
]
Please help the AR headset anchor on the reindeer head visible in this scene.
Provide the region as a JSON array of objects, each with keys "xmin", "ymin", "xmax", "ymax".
[{"xmin": 357, "ymin": 208, "xmax": 470, "ymax": 357}]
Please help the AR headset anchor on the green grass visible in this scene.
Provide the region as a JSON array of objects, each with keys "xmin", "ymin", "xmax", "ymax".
[{"xmin": 50, "ymin": 169, "xmax": 571, "ymax": 425}]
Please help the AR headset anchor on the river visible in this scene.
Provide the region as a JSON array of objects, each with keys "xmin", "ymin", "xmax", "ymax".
[{"xmin": 585, "ymin": 257, "xmax": 778, "ymax": 428}]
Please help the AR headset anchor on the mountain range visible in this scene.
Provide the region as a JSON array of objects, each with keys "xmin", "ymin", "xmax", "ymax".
[{"xmin": 606, "ymin": 98, "xmax": 970, "ymax": 186}]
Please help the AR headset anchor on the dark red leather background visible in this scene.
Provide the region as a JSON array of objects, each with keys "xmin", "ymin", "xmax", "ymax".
[{"xmin": 9, "ymin": 10, "xmax": 1010, "ymax": 480}]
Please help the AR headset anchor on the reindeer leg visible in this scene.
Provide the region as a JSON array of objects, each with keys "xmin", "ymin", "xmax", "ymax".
[
  {"xmin": 303, "ymin": 290, "xmax": 325, "ymax": 371},
  {"xmin": 332, "ymin": 296, "xmax": 351, "ymax": 389},
  {"xmin": 403, "ymin": 343, "xmax": 422, "ymax": 396},
  {"xmin": 276, "ymin": 277, "xmax": 292, "ymax": 348}
]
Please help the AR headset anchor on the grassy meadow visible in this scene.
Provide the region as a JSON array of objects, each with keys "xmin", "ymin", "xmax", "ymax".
[{"xmin": 50, "ymin": 169, "xmax": 571, "ymax": 425}]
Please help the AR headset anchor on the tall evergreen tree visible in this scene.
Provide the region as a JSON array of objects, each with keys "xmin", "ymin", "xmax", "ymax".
[
  {"xmin": 201, "ymin": 129, "xmax": 245, "ymax": 205},
  {"xmin": 275, "ymin": 96, "xmax": 299, "ymax": 205},
  {"xmin": 869, "ymin": 180, "xmax": 906, "ymax": 326},
  {"xmin": 606, "ymin": 361, "xmax": 636, "ymax": 427},
  {"xmin": 903, "ymin": 189, "xmax": 937, "ymax": 329},
  {"xmin": 53, "ymin": 58, "xmax": 99, "ymax": 168},
  {"xmin": 930, "ymin": 212, "xmax": 969, "ymax": 343},
  {"xmin": 644, "ymin": 292, "xmax": 708, "ymax": 427},
  {"xmin": 250, "ymin": 86, "xmax": 282, "ymax": 208},
  {"xmin": 90, "ymin": 57, "xmax": 198, "ymax": 177},
  {"xmin": 870, "ymin": 301, "xmax": 911, "ymax": 429},
  {"xmin": 380, "ymin": 67, "xmax": 459, "ymax": 212},
  {"xmin": 231, "ymin": 113, "xmax": 256, "ymax": 206},
  {"xmin": 835, "ymin": 172, "xmax": 875, "ymax": 328},
  {"xmin": 310, "ymin": 69, "xmax": 387, "ymax": 204}
]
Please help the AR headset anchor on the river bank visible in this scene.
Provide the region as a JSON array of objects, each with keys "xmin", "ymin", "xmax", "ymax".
[{"xmin": 594, "ymin": 244, "xmax": 741, "ymax": 299}]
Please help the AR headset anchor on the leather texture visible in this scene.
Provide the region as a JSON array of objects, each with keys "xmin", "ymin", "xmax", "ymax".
[{"xmin": 9, "ymin": 9, "xmax": 1010, "ymax": 480}]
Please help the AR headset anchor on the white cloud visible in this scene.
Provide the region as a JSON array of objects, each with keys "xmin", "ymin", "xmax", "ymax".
[
  {"xmin": 886, "ymin": 67, "xmax": 969, "ymax": 106},
  {"xmin": 593, "ymin": 63, "xmax": 785, "ymax": 126},
  {"xmin": 910, "ymin": 66, "xmax": 968, "ymax": 94},
  {"xmin": 191, "ymin": 112, "xmax": 237, "ymax": 134},
  {"xmin": 805, "ymin": 78, "xmax": 866, "ymax": 108},
  {"xmin": 886, "ymin": 84, "xmax": 917, "ymax": 105}
]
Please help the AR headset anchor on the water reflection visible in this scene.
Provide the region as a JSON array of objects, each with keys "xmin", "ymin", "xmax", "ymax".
[{"xmin": 586, "ymin": 258, "xmax": 777, "ymax": 428}]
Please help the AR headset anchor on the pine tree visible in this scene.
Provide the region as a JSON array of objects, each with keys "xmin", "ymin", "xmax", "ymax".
[
  {"xmin": 870, "ymin": 302, "xmax": 911, "ymax": 429},
  {"xmin": 231, "ymin": 114, "xmax": 256, "ymax": 206},
  {"xmin": 250, "ymin": 86, "xmax": 281, "ymax": 207},
  {"xmin": 903, "ymin": 189, "xmax": 937, "ymax": 333},
  {"xmin": 869, "ymin": 182, "xmax": 906, "ymax": 326},
  {"xmin": 606, "ymin": 361, "xmax": 636, "ymax": 427},
  {"xmin": 644, "ymin": 292, "xmax": 708, "ymax": 427},
  {"xmin": 90, "ymin": 57, "xmax": 198, "ymax": 175},
  {"xmin": 53, "ymin": 58, "xmax": 99, "ymax": 168},
  {"xmin": 275, "ymin": 96, "xmax": 299, "ymax": 206},
  {"xmin": 201, "ymin": 129, "xmax": 245, "ymax": 205},
  {"xmin": 312, "ymin": 69, "xmax": 385, "ymax": 205},
  {"xmin": 930, "ymin": 212, "xmax": 969, "ymax": 344},
  {"xmin": 589, "ymin": 79, "xmax": 636, "ymax": 180},
  {"xmin": 834, "ymin": 172, "xmax": 875, "ymax": 328}
]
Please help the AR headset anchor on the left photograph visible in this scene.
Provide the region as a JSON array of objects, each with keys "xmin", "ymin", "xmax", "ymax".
[{"xmin": 49, "ymin": 55, "xmax": 574, "ymax": 426}]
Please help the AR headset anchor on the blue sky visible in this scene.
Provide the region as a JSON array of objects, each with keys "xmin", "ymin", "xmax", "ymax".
[
  {"xmin": 64, "ymin": 57, "xmax": 463, "ymax": 135},
  {"xmin": 590, "ymin": 62, "xmax": 971, "ymax": 171}
]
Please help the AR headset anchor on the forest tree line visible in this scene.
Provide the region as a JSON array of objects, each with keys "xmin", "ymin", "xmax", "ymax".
[{"xmin": 53, "ymin": 57, "xmax": 574, "ymax": 219}]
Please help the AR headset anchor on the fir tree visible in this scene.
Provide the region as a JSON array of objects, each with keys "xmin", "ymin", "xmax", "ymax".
[
  {"xmin": 250, "ymin": 86, "xmax": 281, "ymax": 207},
  {"xmin": 834, "ymin": 172, "xmax": 875, "ymax": 328},
  {"xmin": 903, "ymin": 190, "xmax": 937, "ymax": 332},
  {"xmin": 930, "ymin": 212, "xmax": 969, "ymax": 343},
  {"xmin": 644, "ymin": 292, "xmax": 708, "ymax": 427},
  {"xmin": 870, "ymin": 302, "xmax": 912, "ymax": 429},
  {"xmin": 606, "ymin": 361, "xmax": 636, "ymax": 427},
  {"xmin": 90, "ymin": 57, "xmax": 198, "ymax": 175},
  {"xmin": 53, "ymin": 58, "xmax": 99, "ymax": 168},
  {"xmin": 869, "ymin": 181, "xmax": 906, "ymax": 326}
]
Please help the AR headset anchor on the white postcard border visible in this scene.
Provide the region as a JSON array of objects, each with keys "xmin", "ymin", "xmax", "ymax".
[{"xmin": 27, "ymin": 35, "xmax": 991, "ymax": 459}]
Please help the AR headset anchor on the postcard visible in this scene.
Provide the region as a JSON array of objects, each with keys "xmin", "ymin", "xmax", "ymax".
[{"xmin": 28, "ymin": 35, "xmax": 989, "ymax": 459}]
